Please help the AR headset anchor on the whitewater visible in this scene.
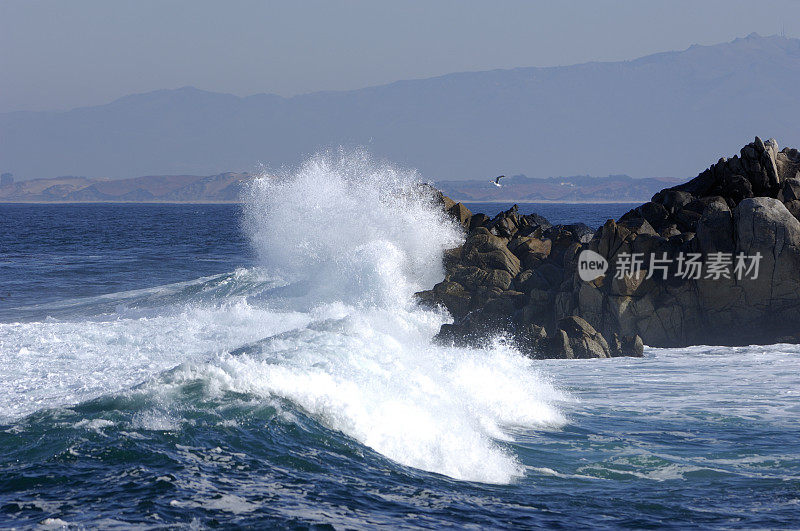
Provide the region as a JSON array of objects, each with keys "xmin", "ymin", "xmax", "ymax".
[
  {"xmin": 1, "ymin": 152, "xmax": 799, "ymax": 527},
  {"xmin": 0, "ymin": 152, "xmax": 566, "ymax": 483}
]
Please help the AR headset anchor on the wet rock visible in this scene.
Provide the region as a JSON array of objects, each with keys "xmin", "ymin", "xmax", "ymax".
[
  {"xmin": 447, "ymin": 202, "xmax": 472, "ymax": 229},
  {"xmin": 610, "ymin": 334, "xmax": 644, "ymax": 357},
  {"xmin": 468, "ymin": 213, "xmax": 491, "ymax": 232},
  {"xmin": 554, "ymin": 316, "xmax": 610, "ymax": 359},
  {"xmin": 417, "ymin": 137, "xmax": 800, "ymax": 357},
  {"xmin": 461, "ymin": 228, "xmax": 521, "ymax": 277}
]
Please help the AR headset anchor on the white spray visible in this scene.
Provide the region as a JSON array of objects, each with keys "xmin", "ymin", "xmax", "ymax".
[
  {"xmin": 0, "ymin": 150, "xmax": 568, "ymax": 484},
  {"xmin": 229, "ymin": 150, "xmax": 567, "ymax": 483}
]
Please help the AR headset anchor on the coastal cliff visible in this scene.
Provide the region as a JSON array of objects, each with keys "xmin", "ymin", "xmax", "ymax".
[{"xmin": 417, "ymin": 137, "xmax": 800, "ymax": 358}]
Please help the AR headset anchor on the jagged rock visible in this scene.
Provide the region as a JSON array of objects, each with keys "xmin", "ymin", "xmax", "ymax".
[
  {"xmin": 784, "ymin": 200, "xmax": 800, "ymax": 222},
  {"xmin": 416, "ymin": 280, "xmax": 471, "ymax": 318},
  {"xmin": 448, "ymin": 265, "xmax": 513, "ymax": 291},
  {"xmin": 534, "ymin": 262, "xmax": 564, "ymax": 288},
  {"xmin": 696, "ymin": 199, "xmax": 734, "ymax": 254},
  {"xmin": 468, "ymin": 213, "xmax": 491, "ymax": 231},
  {"xmin": 654, "ymin": 190, "xmax": 695, "ymax": 212},
  {"xmin": 572, "ymin": 142, "xmax": 800, "ymax": 347},
  {"xmin": 636, "ymin": 201, "xmax": 670, "ymax": 233},
  {"xmin": 461, "ymin": 228, "xmax": 521, "ymax": 276},
  {"xmin": 557, "ymin": 223, "xmax": 595, "ymax": 243},
  {"xmin": 443, "ymin": 246, "xmax": 464, "ymax": 269},
  {"xmin": 733, "ymin": 197, "xmax": 800, "ymax": 321},
  {"xmin": 776, "ymin": 147, "xmax": 800, "ymax": 183},
  {"xmin": 547, "ymin": 329, "xmax": 574, "ymax": 359},
  {"xmin": 619, "ymin": 215, "xmax": 657, "ymax": 236},
  {"xmin": 515, "ymin": 323, "xmax": 549, "ymax": 357},
  {"xmin": 522, "ymin": 212, "xmax": 552, "ymax": 230},
  {"xmin": 512, "ymin": 237, "xmax": 552, "ymax": 269},
  {"xmin": 721, "ymin": 173, "xmax": 753, "ymax": 204},
  {"xmin": 488, "ymin": 205, "xmax": 521, "ymax": 238},
  {"xmin": 417, "ymin": 137, "xmax": 800, "ymax": 358},
  {"xmin": 779, "ymin": 177, "xmax": 800, "ymax": 203},
  {"xmin": 448, "ymin": 202, "xmax": 472, "ymax": 229},
  {"xmin": 554, "ymin": 316, "xmax": 610, "ymax": 359},
  {"xmin": 610, "ymin": 334, "xmax": 644, "ymax": 357}
]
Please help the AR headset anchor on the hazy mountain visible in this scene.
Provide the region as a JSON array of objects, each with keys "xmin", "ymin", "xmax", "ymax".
[
  {"xmin": 2, "ymin": 34, "xmax": 798, "ymax": 182},
  {"xmin": 437, "ymin": 174, "xmax": 683, "ymax": 202},
  {"xmin": 0, "ymin": 173, "xmax": 251, "ymax": 203},
  {"xmin": 0, "ymin": 171, "xmax": 679, "ymax": 203}
]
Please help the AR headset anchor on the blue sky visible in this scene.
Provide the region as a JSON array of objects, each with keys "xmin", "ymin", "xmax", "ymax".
[{"xmin": 1, "ymin": 0, "xmax": 799, "ymax": 113}]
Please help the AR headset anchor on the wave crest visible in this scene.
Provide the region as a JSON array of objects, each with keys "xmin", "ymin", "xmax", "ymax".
[{"xmin": 242, "ymin": 149, "xmax": 463, "ymax": 307}]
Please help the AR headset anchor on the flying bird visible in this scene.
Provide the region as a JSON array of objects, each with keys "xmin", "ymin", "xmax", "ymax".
[{"xmin": 490, "ymin": 175, "xmax": 505, "ymax": 187}]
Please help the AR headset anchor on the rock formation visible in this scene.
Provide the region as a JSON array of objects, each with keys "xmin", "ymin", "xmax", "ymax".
[{"xmin": 417, "ymin": 138, "xmax": 800, "ymax": 357}]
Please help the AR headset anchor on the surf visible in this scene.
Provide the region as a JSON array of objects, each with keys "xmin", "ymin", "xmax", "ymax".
[{"xmin": 0, "ymin": 150, "xmax": 568, "ymax": 484}]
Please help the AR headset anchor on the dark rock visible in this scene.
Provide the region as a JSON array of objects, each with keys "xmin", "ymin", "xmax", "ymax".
[
  {"xmin": 417, "ymin": 137, "xmax": 800, "ymax": 358},
  {"xmin": 546, "ymin": 329, "xmax": 574, "ymax": 359},
  {"xmin": 416, "ymin": 281, "xmax": 471, "ymax": 318},
  {"xmin": 636, "ymin": 201, "xmax": 671, "ymax": 232},
  {"xmin": 488, "ymin": 205, "xmax": 521, "ymax": 238},
  {"xmin": 784, "ymin": 200, "xmax": 800, "ymax": 222},
  {"xmin": 461, "ymin": 229, "xmax": 521, "ymax": 276},
  {"xmin": 696, "ymin": 199, "xmax": 734, "ymax": 254},
  {"xmin": 535, "ymin": 262, "xmax": 564, "ymax": 288},
  {"xmin": 468, "ymin": 213, "xmax": 491, "ymax": 232},
  {"xmin": 779, "ymin": 177, "xmax": 800, "ymax": 203},
  {"xmin": 721, "ymin": 173, "xmax": 753, "ymax": 204},
  {"xmin": 610, "ymin": 334, "xmax": 644, "ymax": 357},
  {"xmin": 654, "ymin": 190, "xmax": 695, "ymax": 212},
  {"xmin": 449, "ymin": 265, "xmax": 513, "ymax": 291},
  {"xmin": 619, "ymin": 216, "xmax": 657, "ymax": 236},
  {"xmin": 513, "ymin": 268, "xmax": 550, "ymax": 293},
  {"xmin": 776, "ymin": 147, "xmax": 800, "ymax": 183},
  {"xmin": 448, "ymin": 202, "xmax": 472, "ymax": 229},
  {"xmin": 555, "ymin": 316, "xmax": 610, "ymax": 359},
  {"xmin": 522, "ymin": 212, "xmax": 552, "ymax": 231},
  {"xmin": 442, "ymin": 246, "xmax": 464, "ymax": 269},
  {"xmin": 515, "ymin": 323, "xmax": 549, "ymax": 357},
  {"xmin": 515, "ymin": 237, "xmax": 553, "ymax": 268},
  {"xmin": 561, "ymin": 223, "xmax": 595, "ymax": 243}
]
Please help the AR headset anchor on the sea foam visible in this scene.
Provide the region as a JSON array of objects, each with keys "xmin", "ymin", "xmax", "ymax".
[
  {"xmin": 230, "ymin": 151, "xmax": 567, "ymax": 482},
  {"xmin": 0, "ymin": 150, "xmax": 568, "ymax": 484}
]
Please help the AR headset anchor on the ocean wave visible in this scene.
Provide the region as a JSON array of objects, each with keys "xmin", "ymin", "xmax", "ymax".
[{"xmin": 0, "ymin": 151, "xmax": 567, "ymax": 484}]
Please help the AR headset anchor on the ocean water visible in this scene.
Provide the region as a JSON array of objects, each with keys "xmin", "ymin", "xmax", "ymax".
[
  {"xmin": 1, "ymin": 154, "xmax": 798, "ymax": 528},
  {"xmin": 461, "ymin": 202, "xmax": 638, "ymax": 228}
]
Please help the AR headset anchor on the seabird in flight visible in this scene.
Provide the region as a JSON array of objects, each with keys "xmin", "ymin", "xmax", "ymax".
[{"xmin": 491, "ymin": 175, "xmax": 506, "ymax": 187}]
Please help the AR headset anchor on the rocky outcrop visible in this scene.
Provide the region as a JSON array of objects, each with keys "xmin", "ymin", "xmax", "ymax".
[{"xmin": 418, "ymin": 138, "xmax": 800, "ymax": 357}]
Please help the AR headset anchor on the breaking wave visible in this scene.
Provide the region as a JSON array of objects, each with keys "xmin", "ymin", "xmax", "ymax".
[{"xmin": 0, "ymin": 151, "xmax": 568, "ymax": 484}]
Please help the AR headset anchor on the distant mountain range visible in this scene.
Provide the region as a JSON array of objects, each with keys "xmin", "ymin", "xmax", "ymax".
[
  {"xmin": 0, "ymin": 173, "xmax": 250, "ymax": 203},
  {"xmin": 0, "ymin": 172, "xmax": 680, "ymax": 203},
  {"xmin": 1, "ymin": 33, "xmax": 799, "ymax": 183},
  {"xmin": 437, "ymin": 174, "xmax": 682, "ymax": 203}
]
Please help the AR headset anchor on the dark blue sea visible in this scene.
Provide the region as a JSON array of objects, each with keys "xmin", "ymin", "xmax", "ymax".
[{"xmin": 1, "ymin": 172, "xmax": 799, "ymax": 528}]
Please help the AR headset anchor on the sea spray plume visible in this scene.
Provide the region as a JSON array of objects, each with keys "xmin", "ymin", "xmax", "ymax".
[
  {"xmin": 0, "ymin": 150, "xmax": 569, "ymax": 485},
  {"xmin": 231, "ymin": 150, "xmax": 569, "ymax": 483},
  {"xmin": 242, "ymin": 149, "xmax": 464, "ymax": 307}
]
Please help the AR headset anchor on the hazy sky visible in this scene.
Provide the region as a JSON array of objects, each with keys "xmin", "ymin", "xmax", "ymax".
[{"xmin": 2, "ymin": 0, "xmax": 799, "ymax": 113}]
